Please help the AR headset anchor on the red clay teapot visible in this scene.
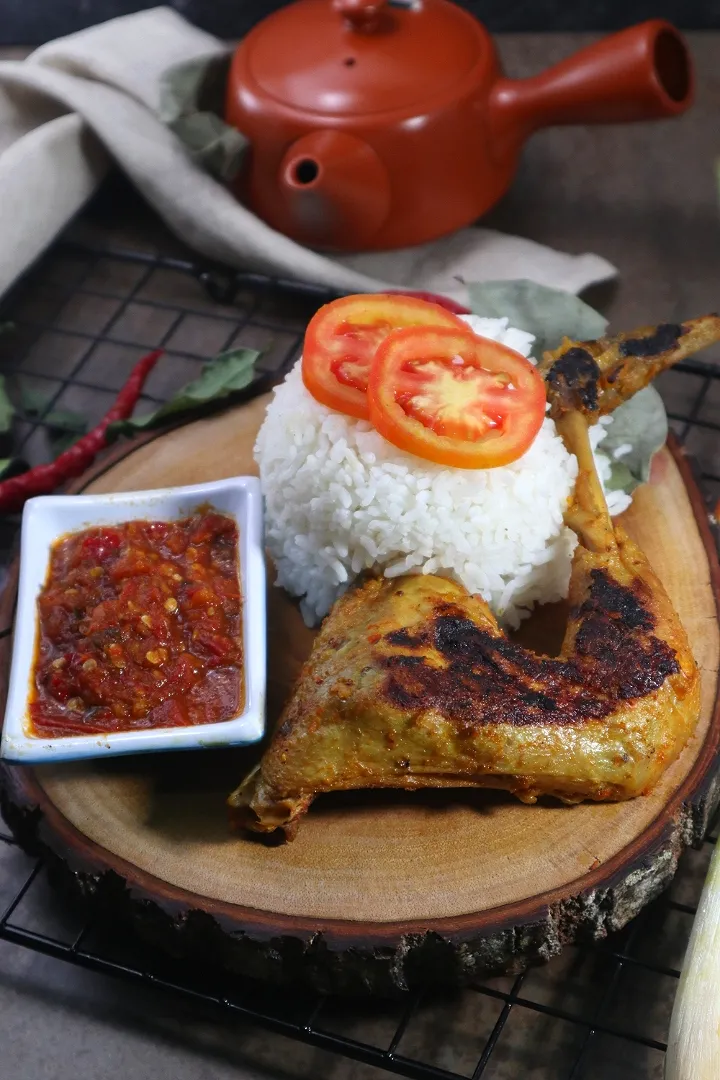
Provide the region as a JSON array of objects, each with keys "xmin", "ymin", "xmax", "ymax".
[{"xmin": 225, "ymin": 0, "xmax": 692, "ymax": 252}]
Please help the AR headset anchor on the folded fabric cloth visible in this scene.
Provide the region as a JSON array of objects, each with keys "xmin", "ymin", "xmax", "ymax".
[{"xmin": 0, "ymin": 7, "xmax": 617, "ymax": 303}]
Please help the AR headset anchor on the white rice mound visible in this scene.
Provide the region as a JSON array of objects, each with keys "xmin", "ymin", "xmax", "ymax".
[{"xmin": 255, "ymin": 315, "xmax": 632, "ymax": 628}]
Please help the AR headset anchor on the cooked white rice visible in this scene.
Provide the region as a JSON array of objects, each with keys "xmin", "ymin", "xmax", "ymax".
[{"xmin": 255, "ymin": 315, "xmax": 632, "ymax": 628}]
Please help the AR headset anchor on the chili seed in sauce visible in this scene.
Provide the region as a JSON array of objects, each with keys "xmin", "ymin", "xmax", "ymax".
[{"xmin": 29, "ymin": 510, "xmax": 242, "ymax": 738}]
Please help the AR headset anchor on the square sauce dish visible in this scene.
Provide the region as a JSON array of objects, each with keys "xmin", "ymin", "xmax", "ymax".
[{"xmin": 1, "ymin": 477, "xmax": 265, "ymax": 764}]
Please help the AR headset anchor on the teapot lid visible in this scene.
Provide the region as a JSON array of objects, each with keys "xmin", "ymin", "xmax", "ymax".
[{"xmin": 243, "ymin": 0, "xmax": 488, "ymax": 116}]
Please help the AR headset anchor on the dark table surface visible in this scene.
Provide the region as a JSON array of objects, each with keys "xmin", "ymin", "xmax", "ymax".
[
  {"xmin": 3, "ymin": 0, "xmax": 720, "ymax": 45},
  {"xmin": 0, "ymin": 29, "xmax": 719, "ymax": 1080}
]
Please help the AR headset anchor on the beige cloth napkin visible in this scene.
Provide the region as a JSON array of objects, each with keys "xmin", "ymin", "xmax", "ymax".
[{"xmin": 0, "ymin": 7, "xmax": 617, "ymax": 303}]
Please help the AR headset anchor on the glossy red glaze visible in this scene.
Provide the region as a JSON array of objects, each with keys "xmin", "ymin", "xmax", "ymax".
[{"xmin": 226, "ymin": 1, "xmax": 693, "ymax": 252}]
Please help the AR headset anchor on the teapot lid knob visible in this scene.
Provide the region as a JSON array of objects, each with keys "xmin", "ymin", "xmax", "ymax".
[{"xmin": 332, "ymin": 0, "xmax": 387, "ymax": 33}]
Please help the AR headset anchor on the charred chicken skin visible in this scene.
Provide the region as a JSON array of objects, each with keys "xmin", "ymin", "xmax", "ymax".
[
  {"xmin": 539, "ymin": 314, "xmax": 720, "ymax": 420},
  {"xmin": 229, "ymin": 316, "xmax": 720, "ymax": 839}
]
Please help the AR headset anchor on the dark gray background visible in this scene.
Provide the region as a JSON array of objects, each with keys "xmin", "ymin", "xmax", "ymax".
[{"xmin": 2, "ymin": 0, "xmax": 720, "ymax": 45}]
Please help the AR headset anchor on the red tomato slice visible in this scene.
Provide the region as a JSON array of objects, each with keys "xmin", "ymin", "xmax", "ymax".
[
  {"xmin": 387, "ymin": 290, "xmax": 472, "ymax": 316},
  {"xmin": 368, "ymin": 326, "xmax": 546, "ymax": 469},
  {"xmin": 301, "ymin": 294, "xmax": 468, "ymax": 419}
]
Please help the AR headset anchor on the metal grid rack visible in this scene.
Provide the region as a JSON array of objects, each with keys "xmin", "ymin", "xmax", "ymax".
[{"xmin": 0, "ymin": 234, "xmax": 719, "ymax": 1080}]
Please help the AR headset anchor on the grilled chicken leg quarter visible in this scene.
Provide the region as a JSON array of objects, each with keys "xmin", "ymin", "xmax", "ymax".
[{"xmin": 229, "ymin": 316, "xmax": 720, "ymax": 839}]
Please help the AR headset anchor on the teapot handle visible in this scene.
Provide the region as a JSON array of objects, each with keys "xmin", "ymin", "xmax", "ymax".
[{"xmin": 489, "ymin": 20, "xmax": 693, "ymax": 155}]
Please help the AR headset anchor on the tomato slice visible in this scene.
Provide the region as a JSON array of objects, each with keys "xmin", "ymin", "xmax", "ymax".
[
  {"xmin": 368, "ymin": 326, "xmax": 546, "ymax": 469},
  {"xmin": 301, "ymin": 294, "xmax": 468, "ymax": 419},
  {"xmin": 387, "ymin": 290, "xmax": 472, "ymax": 316}
]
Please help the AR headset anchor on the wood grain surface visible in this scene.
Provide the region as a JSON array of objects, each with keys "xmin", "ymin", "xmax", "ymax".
[{"xmin": 1, "ymin": 395, "xmax": 719, "ymax": 992}]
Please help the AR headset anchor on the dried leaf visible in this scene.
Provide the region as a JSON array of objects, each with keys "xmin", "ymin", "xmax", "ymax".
[
  {"xmin": 0, "ymin": 376, "xmax": 15, "ymax": 434},
  {"xmin": 467, "ymin": 279, "xmax": 608, "ymax": 359},
  {"xmin": 107, "ymin": 347, "xmax": 261, "ymax": 441},
  {"xmin": 602, "ymin": 386, "xmax": 668, "ymax": 493},
  {"xmin": 44, "ymin": 409, "xmax": 87, "ymax": 434},
  {"xmin": 159, "ymin": 53, "xmax": 248, "ymax": 181}
]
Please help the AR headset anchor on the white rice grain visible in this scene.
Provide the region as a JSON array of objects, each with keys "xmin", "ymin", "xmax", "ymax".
[{"xmin": 255, "ymin": 316, "xmax": 631, "ymax": 627}]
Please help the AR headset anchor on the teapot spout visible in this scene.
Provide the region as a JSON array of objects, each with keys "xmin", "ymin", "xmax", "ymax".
[
  {"xmin": 489, "ymin": 20, "xmax": 692, "ymax": 156},
  {"xmin": 276, "ymin": 131, "xmax": 391, "ymax": 251}
]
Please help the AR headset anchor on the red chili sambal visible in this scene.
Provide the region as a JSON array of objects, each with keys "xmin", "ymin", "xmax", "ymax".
[{"xmin": 29, "ymin": 510, "xmax": 242, "ymax": 737}]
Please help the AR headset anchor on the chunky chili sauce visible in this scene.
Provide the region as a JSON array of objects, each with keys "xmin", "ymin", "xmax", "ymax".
[{"xmin": 29, "ymin": 510, "xmax": 242, "ymax": 737}]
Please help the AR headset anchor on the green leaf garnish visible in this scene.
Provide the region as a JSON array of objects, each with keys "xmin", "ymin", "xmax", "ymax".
[
  {"xmin": 19, "ymin": 383, "xmax": 48, "ymax": 416},
  {"xmin": 19, "ymin": 384, "xmax": 88, "ymax": 453},
  {"xmin": 467, "ymin": 279, "xmax": 608, "ymax": 359},
  {"xmin": 0, "ymin": 457, "xmax": 29, "ymax": 480},
  {"xmin": 20, "ymin": 386, "xmax": 87, "ymax": 431},
  {"xmin": 159, "ymin": 54, "xmax": 248, "ymax": 181},
  {"xmin": 44, "ymin": 409, "xmax": 87, "ymax": 434},
  {"xmin": 106, "ymin": 347, "xmax": 262, "ymax": 442},
  {"xmin": 48, "ymin": 429, "xmax": 85, "ymax": 456},
  {"xmin": 0, "ymin": 375, "xmax": 15, "ymax": 434},
  {"xmin": 606, "ymin": 459, "xmax": 636, "ymax": 493},
  {"xmin": 601, "ymin": 386, "xmax": 668, "ymax": 493}
]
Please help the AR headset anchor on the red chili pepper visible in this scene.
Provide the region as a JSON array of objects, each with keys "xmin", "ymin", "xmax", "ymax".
[{"xmin": 0, "ymin": 348, "xmax": 162, "ymax": 514}]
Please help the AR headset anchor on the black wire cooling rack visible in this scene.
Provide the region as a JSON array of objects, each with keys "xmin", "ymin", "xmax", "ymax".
[{"xmin": 1, "ymin": 235, "xmax": 719, "ymax": 1080}]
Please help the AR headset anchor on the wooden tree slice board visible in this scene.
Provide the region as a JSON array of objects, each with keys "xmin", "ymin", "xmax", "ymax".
[{"xmin": 1, "ymin": 396, "xmax": 719, "ymax": 993}]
